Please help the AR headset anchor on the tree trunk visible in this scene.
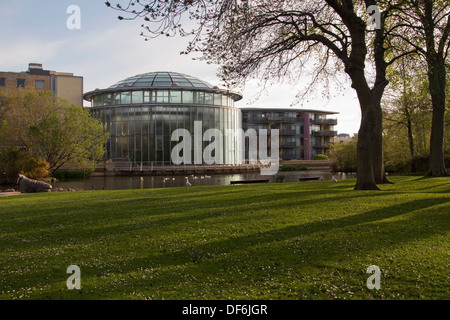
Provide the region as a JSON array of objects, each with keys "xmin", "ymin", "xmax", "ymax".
[
  {"xmin": 372, "ymin": 95, "xmax": 390, "ymax": 184},
  {"xmin": 405, "ymin": 107, "xmax": 416, "ymax": 172},
  {"xmin": 355, "ymin": 104, "xmax": 380, "ymax": 190},
  {"xmin": 343, "ymin": 9, "xmax": 380, "ymax": 191},
  {"xmin": 427, "ymin": 60, "xmax": 448, "ymax": 177},
  {"xmin": 351, "ymin": 73, "xmax": 380, "ymax": 190},
  {"xmin": 371, "ymin": 18, "xmax": 390, "ymax": 185}
]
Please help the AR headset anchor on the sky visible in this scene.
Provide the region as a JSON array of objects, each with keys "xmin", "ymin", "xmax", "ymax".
[{"xmin": 0, "ymin": 0, "xmax": 361, "ymax": 135}]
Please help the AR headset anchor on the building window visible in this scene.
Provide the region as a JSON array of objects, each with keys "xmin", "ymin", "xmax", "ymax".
[
  {"xmin": 93, "ymin": 95, "xmax": 103, "ymax": 107},
  {"xmin": 35, "ymin": 80, "xmax": 45, "ymax": 89},
  {"xmin": 132, "ymin": 91, "xmax": 143, "ymax": 104},
  {"xmin": 121, "ymin": 91, "xmax": 132, "ymax": 104},
  {"xmin": 214, "ymin": 93, "xmax": 222, "ymax": 105},
  {"xmin": 156, "ymin": 90, "xmax": 169, "ymax": 103},
  {"xmin": 170, "ymin": 90, "xmax": 182, "ymax": 103},
  {"xmin": 0, "ymin": 78, "xmax": 5, "ymax": 86},
  {"xmin": 205, "ymin": 93, "xmax": 214, "ymax": 105},
  {"xmin": 17, "ymin": 79, "xmax": 25, "ymax": 88},
  {"xmin": 182, "ymin": 91, "xmax": 193, "ymax": 104},
  {"xmin": 113, "ymin": 92, "xmax": 121, "ymax": 105}
]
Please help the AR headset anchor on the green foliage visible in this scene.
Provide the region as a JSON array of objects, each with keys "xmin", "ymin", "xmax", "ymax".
[
  {"xmin": 281, "ymin": 165, "xmax": 298, "ymax": 171},
  {"xmin": 384, "ymin": 57, "xmax": 433, "ymax": 172},
  {"xmin": 328, "ymin": 138, "xmax": 357, "ymax": 172},
  {"xmin": 312, "ymin": 154, "xmax": 329, "ymax": 160},
  {"xmin": 0, "ymin": 88, "xmax": 109, "ymax": 174},
  {"xmin": 0, "ymin": 147, "xmax": 50, "ymax": 181},
  {"xmin": 386, "ymin": 155, "xmax": 450, "ymax": 174}
]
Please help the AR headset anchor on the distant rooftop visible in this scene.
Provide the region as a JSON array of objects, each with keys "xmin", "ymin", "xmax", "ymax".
[
  {"xmin": 239, "ymin": 107, "xmax": 339, "ymax": 115},
  {"xmin": 108, "ymin": 71, "xmax": 217, "ymax": 89}
]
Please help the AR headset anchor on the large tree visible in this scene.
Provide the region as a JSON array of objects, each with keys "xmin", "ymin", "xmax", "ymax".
[
  {"xmin": 0, "ymin": 88, "xmax": 108, "ymax": 173},
  {"xmin": 383, "ymin": 59, "xmax": 433, "ymax": 172},
  {"xmin": 108, "ymin": 0, "xmax": 415, "ymax": 189},
  {"xmin": 389, "ymin": 0, "xmax": 450, "ymax": 176}
]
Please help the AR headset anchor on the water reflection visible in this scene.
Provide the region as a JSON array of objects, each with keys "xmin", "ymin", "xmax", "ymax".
[{"xmin": 52, "ymin": 172, "xmax": 356, "ymax": 191}]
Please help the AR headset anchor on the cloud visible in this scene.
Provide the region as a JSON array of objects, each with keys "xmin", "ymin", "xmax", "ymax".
[{"xmin": 0, "ymin": 40, "xmax": 67, "ymax": 70}]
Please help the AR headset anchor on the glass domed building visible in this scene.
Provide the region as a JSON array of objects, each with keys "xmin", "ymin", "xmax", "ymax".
[{"xmin": 84, "ymin": 72, "xmax": 243, "ymax": 166}]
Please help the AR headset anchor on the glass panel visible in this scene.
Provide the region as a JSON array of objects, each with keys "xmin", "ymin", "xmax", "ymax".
[
  {"xmin": 194, "ymin": 91, "xmax": 204, "ymax": 104},
  {"xmin": 153, "ymin": 81, "xmax": 172, "ymax": 87},
  {"xmin": 113, "ymin": 92, "xmax": 121, "ymax": 105},
  {"xmin": 156, "ymin": 90, "xmax": 169, "ymax": 103},
  {"xmin": 121, "ymin": 91, "xmax": 132, "ymax": 104},
  {"xmin": 182, "ymin": 91, "xmax": 193, "ymax": 104},
  {"xmin": 222, "ymin": 95, "xmax": 228, "ymax": 107},
  {"xmin": 214, "ymin": 94, "xmax": 222, "ymax": 105},
  {"xmin": 143, "ymin": 91, "xmax": 151, "ymax": 103},
  {"xmin": 215, "ymin": 108, "xmax": 220, "ymax": 128},
  {"xmin": 105, "ymin": 108, "xmax": 111, "ymax": 131},
  {"xmin": 170, "ymin": 90, "xmax": 182, "ymax": 103},
  {"xmin": 197, "ymin": 107, "xmax": 203, "ymax": 121},
  {"xmin": 150, "ymin": 91, "xmax": 156, "ymax": 103},
  {"xmin": 17, "ymin": 79, "xmax": 25, "ymax": 88},
  {"xmin": 103, "ymin": 94, "xmax": 112, "ymax": 106},
  {"xmin": 93, "ymin": 95, "xmax": 102, "ymax": 107},
  {"xmin": 35, "ymin": 80, "xmax": 45, "ymax": 89},
  {"xmin": 205, "ymin": 93, "xmax": 214, "ymax": 105},
  {"xmin": 132, "ymin": 91, "xmax": 143, "ymax": 104}
]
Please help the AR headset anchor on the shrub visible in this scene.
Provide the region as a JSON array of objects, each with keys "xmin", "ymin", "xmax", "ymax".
[
  {"xmin": 312, "ymin": 154, "xmax": 329, "ymax": 160},
  {"xmin": 21, "ymin": 156, "xmax": 50, "ymax": 180},
  {"xmin": 0, "ymin": 147, "xmax": 50, "ymax": 182},
  {"xmin": 385, "ymin": 155, "xmax": 450, "ymax": 174},
  {"xmin": 281, "ymin": 166, "xmax": 300, "ymax": 171},
  {"xmin": 328, "ymin": 138, "xmax": 357, "ymax": 172}
]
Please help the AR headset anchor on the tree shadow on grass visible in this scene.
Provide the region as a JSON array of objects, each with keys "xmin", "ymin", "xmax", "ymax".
[
  {"xmin": 81, "ymin": 196, "xmax": 448, "ymax": 299},
  {"xmin": 3, "ymin": 195, "xmax": 448, "ymax": 299},
  {"xmin": 0, "ymin": 187, "xmax": 401, "ymax": 252},
  {"xmin": 132, "ymin": 196, "xmax": 450, "ymax": 265}
]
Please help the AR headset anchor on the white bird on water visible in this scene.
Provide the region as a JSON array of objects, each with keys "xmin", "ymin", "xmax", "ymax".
[{"xmin": 331, "ymin": 176, "xmax": 338, "ymax": 183}]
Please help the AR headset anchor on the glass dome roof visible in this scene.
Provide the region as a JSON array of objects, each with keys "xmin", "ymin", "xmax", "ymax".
[{"xmin": 108, "ymin": 72, "xmax": 217, "ymax": 89}]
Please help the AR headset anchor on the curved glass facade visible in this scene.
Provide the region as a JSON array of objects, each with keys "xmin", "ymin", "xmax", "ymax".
[
  {"xmin": 91, "ymin": 90, "xmax": 235, "ymax": 108},
  {"xmin": 85, "ymin": 72, "xmax": 242, "ymax": 166}
]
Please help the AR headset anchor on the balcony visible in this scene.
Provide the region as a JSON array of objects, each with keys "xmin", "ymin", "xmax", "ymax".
[
  {"xmin": 270, "ymin": 116, "xmax": 299, "ymax": 123},
  {"xmin": 312, "ymin": 142, "xmax": 332, "ymax": 149},
  {"xmin": 251, "ymin": 117, "xmax": 270, "ymax": 124},
  {"xmin": 311, "ymin": 118, "xmax": 337, "ymax": 125},
  {"xmin": 311, "ymin": 130, "xmax": 337, "ymax": 137},
  {"xmin": 280, "ymin": 129, "xmax": 297, "ymax": 135},
  {"xmin": 281, "ymin": 141, "xmax": 297, "ymax": 148}
]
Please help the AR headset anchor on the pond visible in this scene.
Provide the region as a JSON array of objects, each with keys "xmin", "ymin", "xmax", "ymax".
[{"xmin": 52, "ymin": 172, "xmax": 356, "ymax": 191}]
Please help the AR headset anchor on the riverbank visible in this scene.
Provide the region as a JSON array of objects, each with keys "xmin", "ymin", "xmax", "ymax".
[{"xmin": 0, "ymin": 176, "xmax": 448, "ymax": 300}]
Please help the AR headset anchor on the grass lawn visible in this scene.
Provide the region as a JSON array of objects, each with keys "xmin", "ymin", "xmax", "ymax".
[{"xmin": 0, "ymin": 176, "xmax": 449, "ymax": 300}]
